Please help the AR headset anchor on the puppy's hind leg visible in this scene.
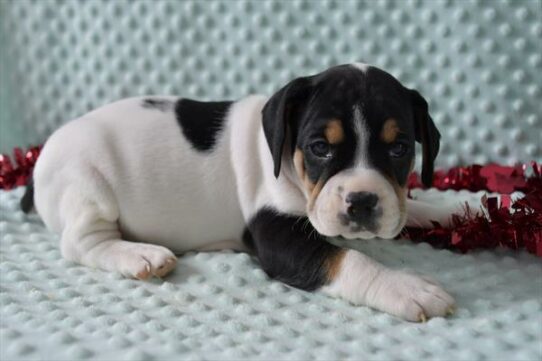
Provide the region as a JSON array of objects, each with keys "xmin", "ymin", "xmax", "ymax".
[{"xmin": 57, "ymin": 172, "xmax": 177, "ymax": 280}]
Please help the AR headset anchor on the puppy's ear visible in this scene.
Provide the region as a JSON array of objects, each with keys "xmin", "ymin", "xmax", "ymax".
[
  {"xmin": 262, "ymin": 77, "xmax": 312, "ymax": 178},
  {"xmin": 410, "ymin": 89, "xmax": 440, "ymax": 187}
]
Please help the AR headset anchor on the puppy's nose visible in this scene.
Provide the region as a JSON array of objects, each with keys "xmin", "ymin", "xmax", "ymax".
[{"xmin": 346, "ymin": 192, "xmax": 379, "ymax": 223}]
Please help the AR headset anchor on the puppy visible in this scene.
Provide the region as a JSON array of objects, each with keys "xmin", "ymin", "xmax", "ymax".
[{"xmin": 23, "ymin": 63, "xmax": 455, "ymax": 321}]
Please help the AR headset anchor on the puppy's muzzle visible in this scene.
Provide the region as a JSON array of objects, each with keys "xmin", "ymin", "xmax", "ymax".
[{"xmin": 339, "ymin": 191, "xmax": 382, "ymax": 233}]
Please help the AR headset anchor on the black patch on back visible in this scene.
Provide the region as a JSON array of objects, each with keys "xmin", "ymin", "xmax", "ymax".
[
  {"xmin": 141, "ymin": 98, "xmax": 173, "ymax": 111},
  {"xmin": 243, "ymin": 207, "xmax": 341, "ymax": 291},
  {"xmin": 174, "ymin": 99, "xmax": 233, "ymax": 152}
]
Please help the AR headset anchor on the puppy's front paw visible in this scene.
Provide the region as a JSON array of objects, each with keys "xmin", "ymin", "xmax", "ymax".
[
  {"xmin": 366, "ymin": 270, "xmax": 455, "ymax": 322},
  {"xmin": 119, "ymin": 243, "xmax": 177, "ymax": 280}
]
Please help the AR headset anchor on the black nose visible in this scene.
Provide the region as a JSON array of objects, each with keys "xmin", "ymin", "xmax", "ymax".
[{"xmin": 346, "ymin": 192, "xmax": 379, "ymax": 223}]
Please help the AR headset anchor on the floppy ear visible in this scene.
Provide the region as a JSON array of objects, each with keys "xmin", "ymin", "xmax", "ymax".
[
  {"xmin": 262, "ymin": 77, "xmax": 313, "ymax": 178},
  {"xmin": 410, "ymin": 89, "xmax": 441, "ymax": 187}
]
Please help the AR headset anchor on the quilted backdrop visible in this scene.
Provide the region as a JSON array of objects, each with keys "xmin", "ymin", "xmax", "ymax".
[{"xmin": 1, "ymin": 1, "xmax": 541, "ymax": 361}]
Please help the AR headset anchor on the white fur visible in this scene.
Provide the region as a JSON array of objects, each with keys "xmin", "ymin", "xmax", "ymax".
[
  {"xmin": 352, "ymin": 105, "xmax": 370, "ymax": 169},
  {"xmin": 322, "ymin": 250, "xmax": 455, "ymax": 321},
  {"xmin": 406, "ymin": 199, "xmax": 465, "ymax": 228},
  {"xmin": 351, "ymin": 62, "xmax": 370, "ymax": 73},
  {"xmin": 229, "ymin": 97, "xmax": 306, "ymax": 220}
]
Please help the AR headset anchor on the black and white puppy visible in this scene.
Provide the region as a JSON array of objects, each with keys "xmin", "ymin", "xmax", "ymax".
[{"xmin": 24, "ymin": 63, "xmax": 456, "ymax": 322}]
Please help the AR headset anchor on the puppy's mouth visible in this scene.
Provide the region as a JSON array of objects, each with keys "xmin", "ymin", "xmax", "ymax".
[
  {"xmin": 339, "ymin": 231, "xmax": 377, "ymax": 240},
  {"xmin": 342, "ymin": 220, "xmax": 403, "ymax": 240},
  {"xmin": 310, "ymin": 206, "xmax": 404, "ymax": 241}
]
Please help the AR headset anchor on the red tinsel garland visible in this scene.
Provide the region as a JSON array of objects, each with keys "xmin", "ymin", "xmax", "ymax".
[
  {"xmin": 404, "ymin": 162, "xmax": 542, "ymax": 257},
  {"xmin": 0, "ymin": 145, "xmax": 41, "ymax": 190},
  {"xmin": 1, "ymin": 145, "xmax": 541, "ymax": 257}
]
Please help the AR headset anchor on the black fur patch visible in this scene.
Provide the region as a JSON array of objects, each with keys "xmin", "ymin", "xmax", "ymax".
[
  {"xmin": 141, "ymin": 98, "xmax": 173, "ymax": 111},
  {"xmin": 174, "ymin": 99, "xmax": 233, "ymax": 152},
  {"xmin": 243, "ymin": 207, "xmax": 341, "ymax": 291},
  {"xmin": 20, "ymin": 175, "xmax": 34, "ymax": 213}
]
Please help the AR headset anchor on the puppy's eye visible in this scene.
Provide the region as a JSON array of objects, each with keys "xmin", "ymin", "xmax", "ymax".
[
  {"xmin": 389, "ymin": 142, "xmax": 409, "ymax": 158},
  {"xmin": 310, "ymin": 141, "xmax": 331, "ymax": 158}
]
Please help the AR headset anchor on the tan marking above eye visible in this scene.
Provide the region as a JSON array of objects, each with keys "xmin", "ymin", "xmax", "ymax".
[
  {"xmin": 381, "ymin": 118, "xmax": 400, "ymax": 143},
  {"xmin": 325, "ymin": 119, "xmax": 344, "ymax": 144}
]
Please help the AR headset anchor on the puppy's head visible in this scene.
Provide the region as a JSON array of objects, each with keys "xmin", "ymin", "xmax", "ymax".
[{"xmin": 262, "ymin": 63, "xmax": 440, "ymax": 239}]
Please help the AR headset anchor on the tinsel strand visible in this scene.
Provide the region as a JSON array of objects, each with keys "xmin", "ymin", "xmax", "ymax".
[
  {"xmin": 0, "ymin": 145, "xmax": 41, "ymax": 190},
  {"xmin": 404, "ymin": 162, "xmax": 541, "ymax": 256}
]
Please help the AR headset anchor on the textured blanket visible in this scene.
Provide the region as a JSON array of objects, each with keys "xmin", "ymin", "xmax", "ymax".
[{"xmin": 1, "ymin": 187, "xmax": 541, "ymax": 361}]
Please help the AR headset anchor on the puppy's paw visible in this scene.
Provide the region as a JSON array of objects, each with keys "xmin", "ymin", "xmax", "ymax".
[
  {"xmin": 366, "ymin": 270, "xmax": 455, "ymax": 322},
  {"xmin": 119, "ymin": 243, "xmax": 177, "ymax": 280}
]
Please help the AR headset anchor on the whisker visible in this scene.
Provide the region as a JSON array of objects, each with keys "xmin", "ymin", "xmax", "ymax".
[
  {"xmin": 407, "ymin": 214, "xmax": 424, "ymax": 228},
  {"xmin": 293, "ymin": 216, "xmax": 304, "ymax": 228},
  {"xmin": 301, "ymin": 219, "xmax": 308, "ymax": 232}
]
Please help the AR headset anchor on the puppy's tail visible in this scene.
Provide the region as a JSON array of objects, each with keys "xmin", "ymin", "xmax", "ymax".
[{"xmin": 20, "ymin": 174, "xmax": 35, "ymax": 213}]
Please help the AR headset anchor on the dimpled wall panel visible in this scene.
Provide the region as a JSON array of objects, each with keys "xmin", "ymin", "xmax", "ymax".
[{"xmin": 0, "ymin": 0, "xmax": 541, "ymax": 167}]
